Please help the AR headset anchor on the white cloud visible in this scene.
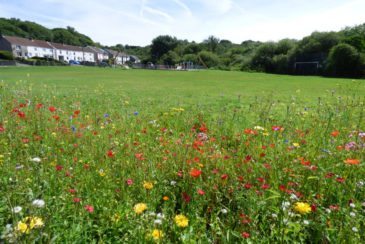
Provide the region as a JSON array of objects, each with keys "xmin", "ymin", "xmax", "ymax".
[{"xmin": 0, "ymin": 0, "xmax": 364, "ymax": 46}]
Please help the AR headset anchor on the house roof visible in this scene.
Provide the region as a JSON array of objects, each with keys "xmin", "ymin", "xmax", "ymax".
[
  {"xmin": 3, "ymin": 35, "xmax": 53, "ymax": 49},
  {"xmin": 105, "ymin": 49, "xmax": 128, "ymax": 57},
  {"xmin": 86, "ymin": 46, "xmax": 108, "ymax": 55},
  {"xmin": 49, "ymin": 42, "xmax": 85, "ymax": 52}
]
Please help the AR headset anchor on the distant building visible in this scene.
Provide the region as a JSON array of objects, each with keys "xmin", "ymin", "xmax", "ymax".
[
  {"xmin": 48, "ymin": 42, "xmax": 94, "ymax": 62},
  {"xmin": 85, "ymin": 46, "xmax": 109, "ymax": 63},
  {"xmin": 105, "ymin": 49, "xmax": 130, "ymax": 65},
  {"xmin": 0, "ymin": 35, "xmax": 139, "ymax": 65},
  {"xmin": 0, "ymin": 35, "xmax": 54, "ymax": 59}
]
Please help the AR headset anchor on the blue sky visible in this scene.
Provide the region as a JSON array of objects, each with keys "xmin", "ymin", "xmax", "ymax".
[{"xmin": 1, "ymin": 0, "xmax": 365, "ymax": 46}]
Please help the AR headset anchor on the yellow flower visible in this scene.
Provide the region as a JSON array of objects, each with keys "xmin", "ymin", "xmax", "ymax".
[
  {"xmin": 293, "ymin": 143, "xmax": 300, "ymax": 148},
  {"xmin": 134, "ymin": 203, "xmax": 147, "ymax": 214},
  {"xmin": 151, "ymin": 229, "xmax": 163, "ymax": 240},
  {"xmin": 111, "ymin": 213, "xmax": 121, "ymax": 222},
  {"xmin": 143, "ymin": 181, "xmax": 154, "ymax": 190},
  {"xmin": 293, "ymin": 202, "xmax": 311, "ymax": 214},
  {"xmin": 17, "ymin": 221, "xmax": 30, "ymax": 234},
  {"xmin": 99, "ymin": 169, "xmax": 106, "ymax": 177},
  {"xmin": 16, "ymin": 216, "xmax": 44, "ymax": 234},
  {"xmin": 163, "ymin": 196, "xmax": 169, "ymax": 201},
  {"xmin": 29, "ymin": 217, "xmax": 44, "ymax": 229},
  {"xmin": 174, "ymin": 214, "xmax": 189, "ymax": 228}
]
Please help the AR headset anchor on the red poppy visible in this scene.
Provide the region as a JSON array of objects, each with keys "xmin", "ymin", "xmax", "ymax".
[
  {"xmin": 135, "ymin": 153, "xmax": 145, "ymax": 160},
  {"xmin": 17, "ymin": 111, "xmax": 26, "ymax": 118},
  {"xmin": 0, "ymin": 125, "xmax": 4, "ymax": 133},
  {"xmin": 49, "ymin": 106, "xmax": 56, "ymax": 112},
  {"xmin": 107, "ymin": 150, "xmax": 114, "ymax": 158},
  {"xmin": 182, "ymin": 192, "xmax": 191, "ymax": 203},
  {"xmin": 36, "ymin": 103, "xmax": 43, "ymax": 109},
  {"xmin": 336, "ymin": 177, "xmax": 345, "ymax": 183},
  {"xmin": 84, "ymin": 205, "xmax": 94, "ymax": 213},
  {"xmin": 241, "ymin": 232, "xmax": 250, "ymax": 238},
  {"xmin": 55, "ymin": 165, "xmax": 63, "ymax": 171},
  {"xmin": 331, "ymin": 130, "xmax": 340, "ymax": 137},
  {"xmin": 199, "ymin": 123, "xmax": 208, "ymax": 133},
  {"xmin": 221, "ymin": 174, "xmax": 228, "ymax": 180},
  {"xmin": 190, "ymin": 168, "xmax": 202, "ymax": 178}
]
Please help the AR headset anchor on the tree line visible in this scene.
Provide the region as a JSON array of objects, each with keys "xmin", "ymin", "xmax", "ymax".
[{"xmin": 1, "ymin": 18, "xmax": 364, "ymax": 77}]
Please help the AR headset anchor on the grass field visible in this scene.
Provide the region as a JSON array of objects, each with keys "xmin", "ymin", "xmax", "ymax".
[{"xmin": 0, "ymin": 67, "xmax": 364, "ymax": 243}]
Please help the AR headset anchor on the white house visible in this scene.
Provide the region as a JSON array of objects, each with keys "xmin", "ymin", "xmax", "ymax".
[
  {"xmin": 49, "ymin": 42, "xmax": 95, "ymax": 62},
  {"xmin": 105, "ymin": 49, "xmax": 130, "ymax": 65},
  {"xmin": 85, "ymin": 46, "xmax": 109, "ymax": 63},
  {"xmin": 0, "ymin": 35, "xmax": 54, "ymax": 59}
]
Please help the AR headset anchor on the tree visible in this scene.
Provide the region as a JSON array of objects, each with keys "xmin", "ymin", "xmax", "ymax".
[
  {"xmin": 250, "ymin": 42, "xmax": 276, "ymax": 72},
  {"xmin": 204, "ymin": 35, "xmax": 220, "ymax": 53},
  {"xmin": 326, "ymin": 43, "xmax": 364, "ymax": 77},
  {"xmin": 160, "ymin": 50, "xmax": 180, "ymax": 65},
  {"xmin": 197, "ymin": 51, "xmax": 220, "ymax": 68},
  {"xmin": 150, "ymin": 35, "xmax": 178, "ymax": 63}
]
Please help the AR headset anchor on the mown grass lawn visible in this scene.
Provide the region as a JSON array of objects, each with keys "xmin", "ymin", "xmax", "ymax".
[{"xmin": 0, "ymin": 67, "xmax": 364, "ymax": 243}]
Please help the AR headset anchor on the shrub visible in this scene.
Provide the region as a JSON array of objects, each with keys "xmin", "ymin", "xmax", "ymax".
[
  {"xmin": 0, "ymin": 50, "xmax": 14, "ymax": 60},
  {"xmin": 326, "ymin": 43, "xmax": 365, "ymax": 77}
]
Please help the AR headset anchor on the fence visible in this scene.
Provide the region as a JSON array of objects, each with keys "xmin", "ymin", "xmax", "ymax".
[
  {"xmin": 132, "ymin": 63, "xmax": 205, "ymax": 71},
  {"xmin": 0, "ymin": 60, "xmax": 16, "ymax": 66}
]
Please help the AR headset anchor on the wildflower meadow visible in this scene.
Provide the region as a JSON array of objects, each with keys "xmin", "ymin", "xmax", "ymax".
[{"xmin": 0, "ymin": 67, "xmax": 364, "ymax": 243}]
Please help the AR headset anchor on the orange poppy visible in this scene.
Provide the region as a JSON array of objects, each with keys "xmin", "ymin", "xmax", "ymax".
[{"xmin": 344, "ymin": 158, "xmax": 360, "ymax": 165}]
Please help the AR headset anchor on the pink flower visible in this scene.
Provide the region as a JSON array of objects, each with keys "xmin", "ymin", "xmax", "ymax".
[
  {"xmin": 126, "ymin": 179, "xmax": 133, "ymax": 186},
  {"xmin": 84, "ymin": 205, "xmax": 94, "ymax": 213},
  {"xmin": 73, "ymin": 198, "xmax": 81, "ymax": 203},
  {"xmin": 197, "ymin": 189, "xmax": 205, "ymax": 195}
]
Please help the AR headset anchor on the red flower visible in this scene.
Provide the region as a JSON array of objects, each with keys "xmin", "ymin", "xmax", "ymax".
[
  {"xmin": 261, "ymin": 184, "xmax": 270, "ymax": 190},
  {"xmin": 197, "ymin": 189, "xmax": 205, "ymax": 195},
  {"xmin": 84, "ymin": 205, "xmax": 94, "ymax": 213},
  {"xmin": 36, "ymin": 103, "xmax": 43, "ymax": 109},
  {"xmin": 74, "ymin": 110, "xmax": 80, "ymax": 115},
  {"xmin": 22, "ymin": 138, "xmax": 30, "ymax": 143},
  {"xmin": 221, "ymin": 174, "xmax": 228, "ymax": 180},
  {"xmin": 331, "ymin": 130, "xmax": 340, "ymax": 137},
  {"xmin": 17, "ymin": 111, "xmax": 26, "ymax": 118},
  {"xmin": 73, "ymin": 198, "xmax": 81, "ymax": 203},
  {"xmin": 107, "ymin": 150, "xmax": 114, "ymax": 158},
  {"xmin": 69, "ymin": 189, "xmax": 77, "ymax": 194},
  {"xmin": 241, "ymin": 232, "xmax": 250, "ymax": 238},
  {"xmin": 55, "ymin": 165, "xmax": 63, "ymax": 171},
  {"xmin": 244, "ymin": 183, "xmax": 252, "ymax": 189},
  {"xmin": 0, "ymin": 125, "xmax": 4, "ymax": 133},
  {"xmin": 135, "ymin": 153, "xmax": 145, "ymax": 160},
  {"xmin": 49, "ymin": 106, "xmax": 56, "ymax": 112},
  {"xmin": 199, "ymin": 123, "xmax": 208, "ymax": 133},
  {"xmin": 190, "ymin": 168, "xmax": 202, "ymax": 178},
  {"xmin": 311, "ymin": 204, "xmax": 317, "ymax": 212},
  {"xmin": 182, "ymin": 192, "xmax": 191, "ymax": 203},
  {"xmin": 336, "ymin": 177, "xmax": 345, "ymax": 183}
]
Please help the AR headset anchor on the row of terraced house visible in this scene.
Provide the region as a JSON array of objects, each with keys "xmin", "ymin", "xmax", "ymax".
[{"xmin": 0, "ymin": 35, "xmax": 140, "ymax": 64}]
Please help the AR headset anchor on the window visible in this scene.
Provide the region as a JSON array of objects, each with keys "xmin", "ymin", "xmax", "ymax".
[
  {"xmin": 34, "ymin": 48, "xmax": 37, "ymax": 51},
  {"xmin": 16, "ymin": 45, "xmax": 21, "ymax": 50},
  {"xmin": 29, "ymin": 53, "xmax": 32, "ymax": 56},
  {"xmin": 43, "ymin": 48, "xmax": 46, "ymax": 51}
]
